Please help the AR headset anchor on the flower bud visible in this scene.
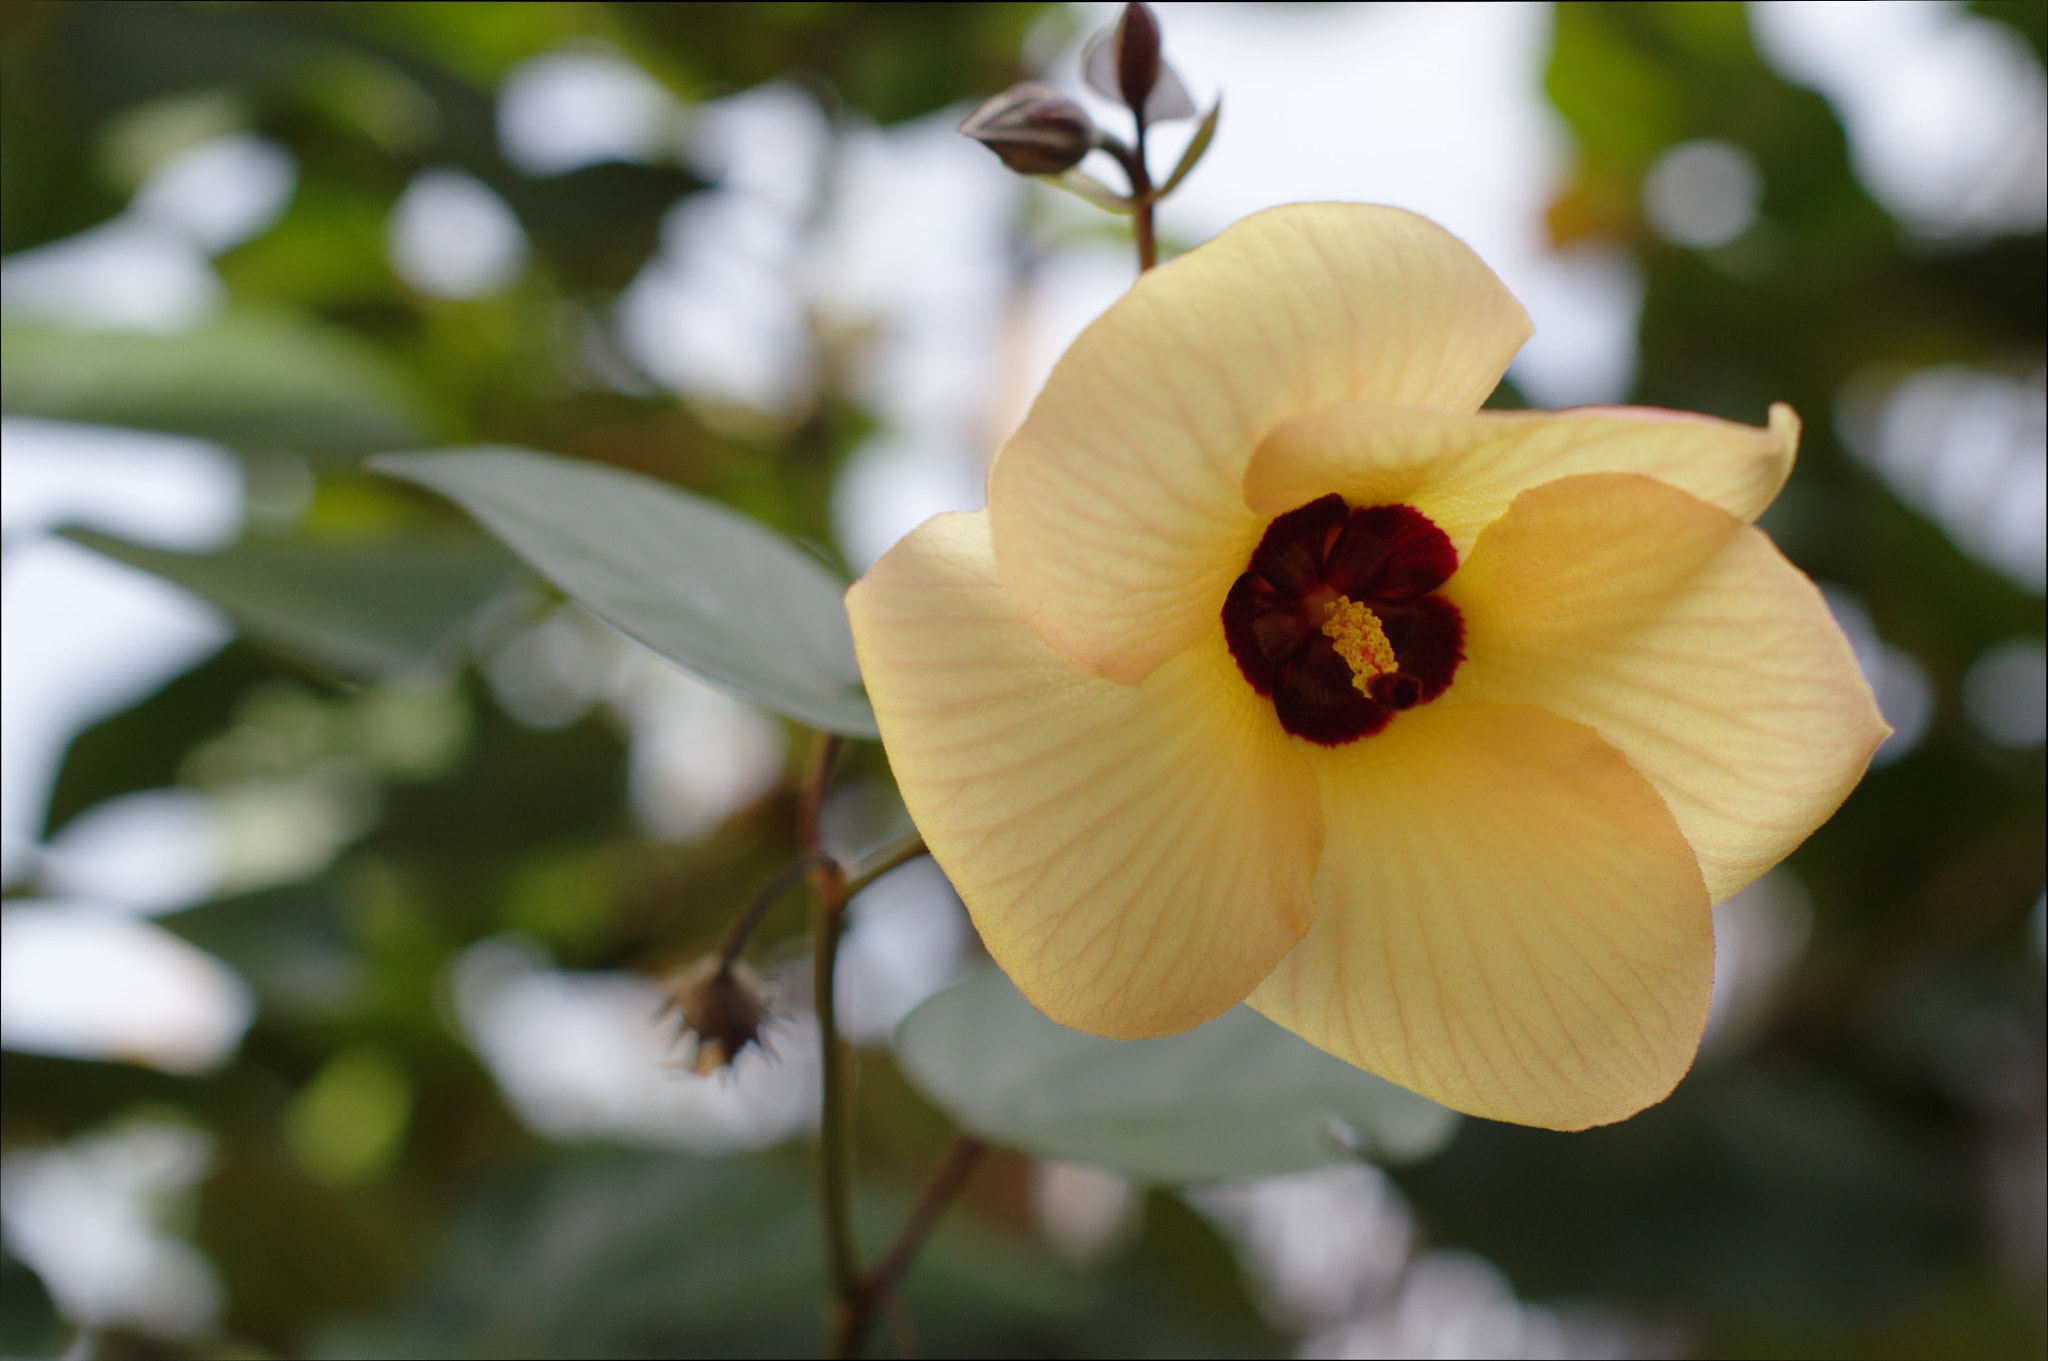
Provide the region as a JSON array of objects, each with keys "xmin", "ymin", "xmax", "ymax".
[
  {"xmin": 1112, "ymin": 2, "xmax": 1162, "ymax": 114},
  {"xmin": 662, "ymin": 956, "xmax": 770, "ymax": 1076},
  {"xmin": 1081, "ymin": 2, "xmax": 1196, "ymax": 123},
  {"xmin": 959, "ymin": 82, "xmax": 1100, "ymax": 175}
]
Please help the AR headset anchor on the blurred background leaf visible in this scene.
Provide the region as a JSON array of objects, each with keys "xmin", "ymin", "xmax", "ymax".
[
  {"xmin": 1, "ymin": 2, "xmax": 2040, "ymax": 1359},
  {"xmin": 60, "ymin": 526, "xmax": 519, "ymax": 680},
  {"xmin": 2, "ymin": 313, "xmax": 446, "ymax": 461}
]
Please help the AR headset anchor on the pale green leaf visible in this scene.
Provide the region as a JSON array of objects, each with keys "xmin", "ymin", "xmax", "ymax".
[
  {"xmin": 373, "ymin": 447, "xmax": 876, "ymax": 737},
  {"xmin": 896, "ymin": 963, "xmax": 1460, "ymax": 1183}
]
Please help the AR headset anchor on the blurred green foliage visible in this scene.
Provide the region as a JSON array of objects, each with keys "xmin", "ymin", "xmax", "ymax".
[{"xmin": 1, "ymin": 3, "xmax": 2042, "ymax": 1359}]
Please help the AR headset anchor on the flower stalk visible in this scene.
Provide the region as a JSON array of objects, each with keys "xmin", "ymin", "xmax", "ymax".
[
  {"xmin": 800, "ymin": 731, "xmax": 978, "ymax": 1358},
  {"xmin": 1098, "ymin": 130, "xmax": 1158, "ymax": 272}
]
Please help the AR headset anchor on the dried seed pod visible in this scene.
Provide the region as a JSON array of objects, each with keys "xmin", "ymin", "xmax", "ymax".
[{"xmin": 662, "ymin": 955, "xmax": 770, "ymax": 1075}]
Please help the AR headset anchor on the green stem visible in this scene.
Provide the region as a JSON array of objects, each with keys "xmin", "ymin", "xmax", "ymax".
[
  {"xmin": 814, "ymin": 878, "xmax": 858, "ymax": 1312},
  {"xmin": 802, "ymin": 735, "xmax": 862, "ymax": 1324},
  {"xmin": 800, "ymin": 751, "xmax": 960, "ymax": 1358}
]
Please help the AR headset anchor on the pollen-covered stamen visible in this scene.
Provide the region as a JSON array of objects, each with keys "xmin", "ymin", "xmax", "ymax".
[
  {"xmin": 1322, "ymin": 597, "xmax": 1397, "ymax": 694},
  {"xmin": 1221, "ymin": 494, "xmax": 1464, "ymax": 745}
]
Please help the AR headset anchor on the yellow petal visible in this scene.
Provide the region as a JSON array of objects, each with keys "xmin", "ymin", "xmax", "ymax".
[
  {"xmin": 990, "ymin": 204, "xmax": 1531, "ymax": 685},
  {"xmin": 1251, "ymin": 703, "xmax": 1713, "ymax": 1130},
  {"xmin": 1245, "ymin": 400, "xmax": 1799, "ymax": 559},
  {"xmin": 1444, "ymin": 473, "xmax": 1888, "ymax": 902},
  {"xmin": 846, "ymin": 511, "xmax": 1322, "ymax": 1038}
]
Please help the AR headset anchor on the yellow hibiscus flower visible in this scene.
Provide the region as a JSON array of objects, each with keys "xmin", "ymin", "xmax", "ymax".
[{"xmin": 845, "ymin": 204, "xmax": 1887, "ymax": 1130}]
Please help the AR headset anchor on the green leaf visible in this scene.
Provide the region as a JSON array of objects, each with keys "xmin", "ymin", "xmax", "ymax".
[
  {"xmin": 61, "ymin": 527, "xmax": 517, "ymax": 679},
  {"xmin": 372, "ymin": 447, "xmax": 877, "ymax": 738},
  {"xmin": 1, "ymin": 312, "xmax": 442, "ymax": 462},
  {"xmin": 1157, "ymin": 96, "xmax": 1222, "ymax": 198},
  {"xmin": 896, "ymin": 963, "xmax": 1459, "ymax": 1183}
]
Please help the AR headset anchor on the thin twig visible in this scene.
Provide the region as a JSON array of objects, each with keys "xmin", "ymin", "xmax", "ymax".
[
  {"xmin": 798, "ymin": 732, "xmax": 840, "ymax": 853},
  {"xmin": 832, "ymin": 1134, "xmax": 989, "ymax": 1358},
  {"xmin": 718, "ymin": 848, "xmax": 833, "ymax": 968},
  {"xmin": 867, "ymin": 1134, "xmax": 989, "ymax": 1309}
]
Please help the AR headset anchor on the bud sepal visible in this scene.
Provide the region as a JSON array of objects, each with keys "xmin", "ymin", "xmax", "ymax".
[{"xmin": 1080, "ymin": 2, "xmax": 1197, "ymax": 124}]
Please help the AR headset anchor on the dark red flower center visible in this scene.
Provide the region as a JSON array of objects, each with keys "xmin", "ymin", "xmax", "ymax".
[{"xmin": 1222, "ymin": 495, "xmax": 1464, "ymax": 744}]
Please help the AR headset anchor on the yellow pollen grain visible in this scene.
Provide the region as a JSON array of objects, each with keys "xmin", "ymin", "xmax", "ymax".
[{"xmin": 1322, "ymin": 597, "xmax": 1398, "ymax": 694}]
